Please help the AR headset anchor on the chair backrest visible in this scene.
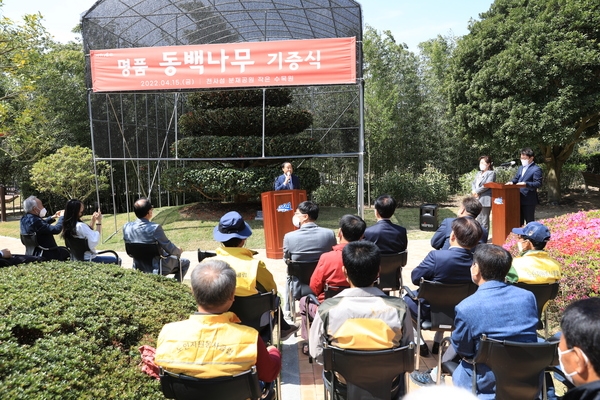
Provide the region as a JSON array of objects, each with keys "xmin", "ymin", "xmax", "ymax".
[
  {"xmin": 417, "ymin": 279, "xmax": 478, "ymax": 331},
  {"xmin": 473, "ymin": 335, "xmax": 558, "ymax": 400},
  {"xmin": 124, "ymin": 241, "xmax": 162, "ymax": 273},
  {"xmin": 229, "ymin": 290, "xmax": 278, "ymax": 334},
  {"xmin": 197, "ymin": 249, "xmax": 216, "ymax": 263},
  {"xmin": 286, "ymin": 260, "xmax": 319, "ymax": 299},
  {"xmin": 377, "ymin": 251, "xmax": 408, "ymax": 292},
  {"xmin": 514, "ymin": 282, "xmax": 559, "ymax": 330},
  {"xmin": 324, "ymin": 283, "xmax": 349, "ymax": 299},
  {"xmin": 160, "ymin": 366, "xmax": 262, "ymax": 400},
  {"xmin": 322, "ymin": 342, "xmax": 415, "ymax": 400},
  {"xmin": 64, "ymin": 236, "xmax": 90, "ymax": 261},
  {"xmin": 20, "ymin": 233, "xmax": 41, "ymax": 256}
]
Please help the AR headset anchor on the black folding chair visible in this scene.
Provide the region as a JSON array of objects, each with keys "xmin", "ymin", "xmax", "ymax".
[
  {"xmin": 469, "ymin": 334, "xmax": 558, "ymax": 400},
  {"xmin": 403, "ymin": 279, "xmax": 478, "ymax": 369},
  {"xmin": 160, "ymin": 366, "xmax": 272, "ymax": 400},
  {"xmin": 20, "ymin": 233, "xmax": 70, "ymax": 261},
  {"xmin": 229, "ymin": 290, "xmax": 280, "ymax": 346},
  {"xmin": 514, "ymin": 282, "xmax": 560, "ymax": 338},
  {"xmin": 285, "ymin": 259, "xmax": 318, "ymax": 321},
  {"xmin": 377, "ymin": 251, "xmax": 408, "ymax": 295},
  {"xmin": 124, "ymin": 241, "xmax": 182, "ymax": 281},
  {"xmin": 64, "ymin": 236, "xmax": 120, "ymax": 265},
  {"xmin": 322, "ymin": 342, "xmax": 415, "ymax": 400}
]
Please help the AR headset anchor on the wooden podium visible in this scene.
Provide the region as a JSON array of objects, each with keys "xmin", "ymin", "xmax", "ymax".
[
  {"xmin": 261, "ymin": 189, "xmax": 307, "ymax": 259},
  {"xmin": 484, "ymin": 182, "xmax": 523, "ymax": 245}
]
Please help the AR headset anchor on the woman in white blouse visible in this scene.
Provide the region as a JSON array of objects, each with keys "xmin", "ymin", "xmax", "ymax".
[
  {"xmin": 61, "ymin": 199, "xmax": 118, "ymax": 264},
  {"xmin": 471, "ymin": 156, "xmax": 496, "ymax": 231}
]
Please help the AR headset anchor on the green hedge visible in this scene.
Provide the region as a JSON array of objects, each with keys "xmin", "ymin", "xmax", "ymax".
[
  {"xmin": 372, "ymin": 165, "xmax": 451, "ymax": 206},
  {"xmin": 163, "ymin": 166, "xmax": 321, "ymax": 200},
  {"xmin": 0, "ymin": 262, "xmax": 195, "ymax": 399},
  {"xmin": 179, "ymin": 107, "xmax": 313, "ymax": 137},
  {"xmin": 312, "ymin": 182, "xmax": 357, "ymax": 207},
  {"xmin": 174, "ymin": 135, "xmax": 322, "ymax": 159},
  {"xmin": 187, "ymin": 89, "xmax": 293, "ymax": 109}
]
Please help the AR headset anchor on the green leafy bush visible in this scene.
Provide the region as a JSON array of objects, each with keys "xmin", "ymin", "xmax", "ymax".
[
  {"xmin": 163, "ymin": 166, "xmax": 320, "ymax": 201},
  {"xmin": 372, "ymin": 165, "xmax": 451, "ymax": 206},
  {"xmin": 187, "ymin": 88, "xmax": 293, "ymax": 109},
  {"xmin": 174, "ymin": 135, "xmax": 322, "ymax": 159},
  {"xmin": 179, "ymin": 107, "xmax": 313, "ymax": 137},
  {"xmin": 312, "ymin": 182, "xmax": 356, "ymax": 207},
  {"xmin": 0, "ymin": 262, "xmax": 195, "ymax": 399}
]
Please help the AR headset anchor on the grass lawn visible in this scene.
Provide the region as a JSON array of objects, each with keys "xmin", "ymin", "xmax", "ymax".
[{"xmin": 0, "ymin": 203, "xmax": 458, "ymax": 252}]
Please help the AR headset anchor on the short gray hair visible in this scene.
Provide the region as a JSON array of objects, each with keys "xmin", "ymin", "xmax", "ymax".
[
  {"xmin": 24, "ymin": 196, "xmax": 38, "ymax": 213},
  {"xmin": 191, "ymin": 259, "xmax": 236, "ymax": 308}
]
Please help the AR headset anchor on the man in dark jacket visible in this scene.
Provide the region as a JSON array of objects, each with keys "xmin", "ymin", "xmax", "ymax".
[
  {"xmin": 20, "ymin": 195, "xmax": 66, "ymax": 260},
  {"xmin": 560, "ymin": 297, "xmax": 600, "ymax": 400},
  {"xmin": 506, "ymin": 147, "xmax": 543, "ymax": 225}
]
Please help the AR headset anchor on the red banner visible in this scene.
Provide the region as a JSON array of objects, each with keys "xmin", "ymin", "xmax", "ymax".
[{"xmin": 90, "ymin": 37, "xmax": 356, "ymax": 92}]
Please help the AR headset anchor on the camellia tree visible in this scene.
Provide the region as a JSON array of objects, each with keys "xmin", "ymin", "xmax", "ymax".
[
  {"xmin": 30, "ymin": 146, "xmax": 110, "ymax": 201},
  {"xmin": 449, "ymin": 0, "xmax": 600, "ymax": 202}
]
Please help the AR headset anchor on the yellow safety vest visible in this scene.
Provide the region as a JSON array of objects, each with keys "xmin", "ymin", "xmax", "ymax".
[
  {"xmin": 155, "ymin": 312, "xmax": 258, "ymax": 378},
  {"xmin": 213, "ymin": 247, "xmax": 261, "ymax": 296}
]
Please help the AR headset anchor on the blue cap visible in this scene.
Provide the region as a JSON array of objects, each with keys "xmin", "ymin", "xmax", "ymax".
[
  {"xmin": 512, "ymin": 222, "xmax": 550, "ymax": 243},
  {"xmin": 213, "ymin": 211, "xmax": 253, "ymax": 242}
]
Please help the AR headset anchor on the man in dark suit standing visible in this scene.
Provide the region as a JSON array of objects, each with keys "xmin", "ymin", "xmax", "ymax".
[
  {"xmin": 364, "ymin": 194, "xmax": 407, "ymax": 254},
  {"xmin": 274, "ymin": 162, "xmax": 300, "ymax": 191},
  {"xmin": 506, "ymin": 147, "xmax": 543, "ymax": 225}
]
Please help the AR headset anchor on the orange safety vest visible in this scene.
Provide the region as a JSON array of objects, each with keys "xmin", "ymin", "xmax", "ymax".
[{"xmin": 155, "ymin": 312, "xmax": 258, "ymax": 378}]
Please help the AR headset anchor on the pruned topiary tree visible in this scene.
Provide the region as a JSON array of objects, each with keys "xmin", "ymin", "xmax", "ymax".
[{"xmin": 169, "ymin": 88, "xmax": 321, "ymax": 201}]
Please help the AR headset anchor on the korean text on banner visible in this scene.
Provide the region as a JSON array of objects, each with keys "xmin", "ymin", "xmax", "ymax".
[{"xmin": 90, "ymin": 37, "xmax": 356, "ymax": 92}]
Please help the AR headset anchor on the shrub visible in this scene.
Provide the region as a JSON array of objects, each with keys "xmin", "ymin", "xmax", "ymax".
[
  {"xmin": 312, "ymin": 182, "xmax": 356, "ymax": 207},
  {"xmin": 174, "ymin": 135, "xmax": 322, "ymax": 159},
  {"xmin": 372, "ymin": 166, "xmax": 451, "ymax": 206},
  {"xmin": 163, "ymin": 166, "xmax": 320, "ymax": 201},
  {"xmin": 503, "ymin": 210, "xmax": 600, "ymax": 333},
  {"xmin": 187, "ymin": 88, "xmax": 293, "ymax": 109},
  {"xmin": 0, "ymin": 262, "xmax": 195, "ymax": 399}
]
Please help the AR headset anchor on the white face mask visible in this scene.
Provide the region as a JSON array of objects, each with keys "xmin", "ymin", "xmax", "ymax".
[
  {"xmin": 521, "ymin": 159, "xmax": 530, "ymax": 167},
  {"xmin": 558, "ymin": 348, "xmax": 585, "ymax": 385},
  {"xmin": 292, "ymin": 214, "xmax": 301, "ymax": 228},
  {"xmin": 517, "ymin": 241, "xmax": 524, "ymax": 252},
  {"xmin": 479, "ymin": 163, "xmax": 487, "ymax": 171},
  {"xmin": 38, "ymin": 207, "xmax": 47, "ymax": 218}
]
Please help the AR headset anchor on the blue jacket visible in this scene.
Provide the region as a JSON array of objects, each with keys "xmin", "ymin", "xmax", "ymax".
[
  {"xmin": 411, "ymin": 247, "xmax": 474, "ymax": 286},
  {"xmin": 123, "ymin": 218, "xmax": 183, "ymax": 273},
  {"xmin": 20, "ymin": 213, "xmax": 64, "ymax": 259},
  {"xmin": 364, "ymin": 219, "xmax": 408, "ymax": 254},
  {"xmin": 274, "ymin": 174, "xmax": 300, "ymax": 191},
  {"xmin": 511, "ymin": 162, "xmax": 543, "ymax": 205},
  {"xmin": 430, "ymin": 216, "xmax": 488, "ymax": 250},
  {"xmin": 451, "ymin": 281, "xmax": 538, "ymax": 399}
]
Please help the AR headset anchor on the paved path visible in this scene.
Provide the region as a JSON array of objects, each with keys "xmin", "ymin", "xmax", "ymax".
[{"xmin": 0, "ymin": 235, "xmax": 442, "ymax": 398}]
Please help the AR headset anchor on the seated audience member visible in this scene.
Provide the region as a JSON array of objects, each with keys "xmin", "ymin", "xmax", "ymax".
[
  {"xmin": 123, "ymin": 198, "xmax": 189, "ymax": 281},
  {"xmin": 283, "ymin": 200, "xmax": 336, "ymax": 262},
  {"xmin": 309, "ymin": 241, "xmax": 414, "ymax": 397},
  {"xmin": 430, "ymin": 196, "xmax": 488, "ymax": 250},
  {"xmin": 213, "ymin": 211, "xmax": 298, "ymax": 339},
  {"xmin": 450, "ymin": 244, "xmax": 538, "ymax": 398},
  {"xmin": 364, "ymin": 194, "xmax": 408, "ymax": 254},
  {"xmin": 404, "ymin": 217, "xmax": 482, "ymax": 357},
  {"xmin": 0, "ymin": 248, "xmax": 41, "ymax": 267},
  {"xmin": 559, "ymin": 297, "xmax": 600, "ymax": 399},
  {"xmin": 506, "ymin": 221, "xmax": 561, "ymax": 284},
  {"xmin": 298, "ymin": 214, "xmax": 366, "ymax": 354},
  {"xmin": 283, "ymin": 200, "xmax": 336, "ymax": 312},
  {"xmin": 274, "ymin": 161, "xmax": 300, "ymax": 191},
  {"xmin": 61, "ymin": 199, "xmax": 119, "ymax": 264},
  {"xmin": 20, "ymin": 195, "xmax": 66, "ymax": 260},
  {"xmin": 155, "ymin": 259, "xmax": 281, "ymax": 385}
]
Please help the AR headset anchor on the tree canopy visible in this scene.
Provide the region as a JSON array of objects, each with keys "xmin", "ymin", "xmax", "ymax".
[{"xmin": 449, "ymin": 0, "xmax": 600, "ymax": 201}]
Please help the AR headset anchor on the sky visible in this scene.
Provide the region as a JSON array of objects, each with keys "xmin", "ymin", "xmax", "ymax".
[{"xmin": 1, "ymin": 0, "xmax": 494, "ymax": 52}]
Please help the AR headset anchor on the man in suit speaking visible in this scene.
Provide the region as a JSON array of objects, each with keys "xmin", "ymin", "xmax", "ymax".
[
  {"xmin": 506, "ymin": 147, "xmax": 543, "ymax": 225},
  {"xmin": 274, "ymin": 162, "xmax": 300, "ymax": 191}
]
